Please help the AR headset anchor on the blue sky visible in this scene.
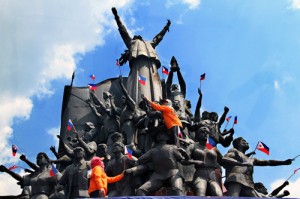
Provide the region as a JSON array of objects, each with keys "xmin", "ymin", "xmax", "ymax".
[{"xmin": 1, "ymin": 0, "xmax": 300, "ymax": 197}]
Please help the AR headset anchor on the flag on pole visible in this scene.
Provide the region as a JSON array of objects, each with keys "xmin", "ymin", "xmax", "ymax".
[
  {"xmin": 200, "ymin": 73, "xmax": 206, "ymax": 81},
  {"xmin": 178, "ymin": 126, "xmax": 183, "ymax": 138},
  {"xmin": 88, "ymin": 84, "xmax": 97, "ymax": 91},
  {"xmin": 138, "ymin": 74, "xmax": 146, "ymax": 85},
  {"xmin": 67, "ymin": 119, "xmax": 74, "ymax": 131},
  {"xmin": 89, "ymin": 74, "xmax": 96, "ymax": 80},
  {"xmin": 49, "ymin": 164, "xmax": 58, "ymax": 177},
  {"xmin": 8, "ymin": 165, "xmax": 18, "ymax": 171},
  {"xmin": 162, "ymin": 66, "xmax": 169, "ymax": 75},
  {"xmin": 257, "ymin": 141, "xmax": 270, "ymax": 155},
  {"xmin": 12, "ymin": 144, "xmax": 18, "ymax": 156},
  {"xmin": 116, "ymin": 59, "xmax": 120, "ymax": 66},
  {"xmin": 206, "ymin": 137, "xmax": 216, "ymax": 150},
  {"xmin": 294, "ymin": 168, "xmax": 300, "ymax": 174},
  {"xmin": 234, "ymin": 116, "xmax": 238, "ymax": 124},
  {"xmin": 226, "ymin": 116, "xmax": 232, "ymax": 122},
  {"xmin": 124, "ymin": 146, "xmax": 133, "ymax": 159}
]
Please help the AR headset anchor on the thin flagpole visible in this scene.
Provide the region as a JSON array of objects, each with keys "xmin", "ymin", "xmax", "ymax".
[
  {"xmin": 292, "ymin": 154, "xmax": 300, "ymax": 160},
  {"xmin": 249, "ymin": 142, "xmax": 259, "ymax": 158}
]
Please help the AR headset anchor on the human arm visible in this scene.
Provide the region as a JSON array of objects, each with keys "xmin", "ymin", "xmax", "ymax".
[
  {"xmin": 176, "ymin": 68, "xmax": 186, "ymax": 98},
  {"xmin": 20, "ymin": 154, "xmax": 39, "ymax": 171},
  {"xmin": 254, "ymin": 158, "xmax": 293, "ymax": 166},
  {"xmin": 57, "ymin": 135, "xmax": 74, "ymax": 158},
  {"xmin": 151, "ymin": 20, "xmax": 171, "ymax": 48},
  {"xmin": 50, "ymin": 146, "xmax": 60, "ymax": 159},
  {"xmin": 119, "ymin": 76, "xmax": 135, "ymax": 110},
  {"xmin": 0, "ymin": 165, "xmax": 23, "ymax": 183},
  {"xmin": 218, "ymin": 106, "xmax": 229, "ymax": 128},
  {"xmin": 270, "ymin": 181, "xmax": 289, "ymax": 197},
  {"xmin": 165, "ymin": 68, "xmax": 174, "ymax": 98},
  {"xmin": 194, "ymin": 88, "xmax": 202, "ymax": 123},
  {"xmin": 112, "ymin": 7, "xmax": 132, "ymax": 48},
  {"xmin": 74, "ymin": 132, "xmax": 96, "ymax": 156}
]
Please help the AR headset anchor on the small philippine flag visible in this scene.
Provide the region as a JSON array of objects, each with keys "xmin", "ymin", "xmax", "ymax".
[
  {"xmin": 200, "ymin": 73, "xmax": 206, "ymax": 81},
  {"xmin": 67, "ymin": 119, "xmax": 73, "ymax": 131},
  {"xmin": 116, "ymin": 59, "xmax": 120, "ymax": 66},
  {"xmin": 12, "ymin": 144, "xmax": 18, "ymax": 156},
  {"xmin": 9, "ymin": 165, "xmax": 18, "ymax": 171},
  {"xmin": 234, "ymin": 116, "xmax": 238, "ymax": 124},
  {"xmin": 88, "ymin": 84, "xmax": 97, "ymax": 91},
  {"xmin": 162, "ymin": 66, "xmax": 169, "ymax": 75},
  {"xmin": 124, "ymin": 146, "xmax": 133, "ymax": 159},
  {"xmin": 226, "ymin": 116, "xmax": 232, "ymax": 122},
  {"xmin": 206, "ymin": 137, "xmax": 216, "ymax": 150},
  {"xmin": 138, "ymin": 74, "xmax": 146, "ymax": 85},
  {"xmin": 49, "ymin": 164, "xmax": 58, "ymax": 177},
  {"xmin": 257, "ymin": 141, "xmax": 270, "ymax": 155},
  {"xmin": 89, "ymin": 74, "xmax": 96, "ymax": 80}
]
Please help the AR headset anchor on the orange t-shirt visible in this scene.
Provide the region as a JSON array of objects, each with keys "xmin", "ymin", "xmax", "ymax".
[
  {"xmin": 148, "ymin": 101, "xmax": 182, "ymax": 129},
  {"xmin": 88, "ymin": 166, "xmax": 124, "ymax": 196}
]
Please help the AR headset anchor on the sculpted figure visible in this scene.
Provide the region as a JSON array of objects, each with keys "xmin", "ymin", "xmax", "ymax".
[
  {"xmin": 118, "ymin": 75, "xmax": 141, "ymax": 145},
  {"xmin": 105, "ymin": 142, "xmax": 137, "ymax": 196},
  {"xmin": 223, "ymin": 137, "xmax": 293, "ymax": 197},
  {"xmin": 254, "ymin": 181, "xmax": 290, "ymax": 198},
  {"xmin": 136, "ymin": 132, "xmax": 189, "ymax": 196},
  {"xmin": 1, "ymin": 153, "xmax": 61, "ymax": 199},
  {"xmin": 97, "ymin": 143, "xmax": 111, "ymax": 167},
  {"xmin": 166, "ymin": 56, "xmax": 186, "ymax": 112},
  {"xmin": 112, "ymin": 7, "xmax": 171, "ymax": 103},
  {"xmin": 58, "ymin": 147, "xmax": 90, "ymax": 199}
]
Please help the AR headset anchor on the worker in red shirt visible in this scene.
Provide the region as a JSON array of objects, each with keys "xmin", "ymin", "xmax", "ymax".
[{"xmin": 143, "ymin": 96, "xmax": 183, "ymax": 145}]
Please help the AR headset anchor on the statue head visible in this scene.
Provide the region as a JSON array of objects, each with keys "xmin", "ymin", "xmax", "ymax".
[
  {"xmin": 172, "ymin": 100, "xmax": 181, "ymax": 110},
  {"xmin": 254, "ymin": 182, "xmax": 268, "ymax": 195},
  {"xmin": 97, "ymin": 144, "xmax": 108, "ymax": 157},
  {"xmin": 112, "ymin": 142, "xmax": 124, "ymax": 154},
  {"xmin": 233, "ymin": 137, "xmax": 249, "ymax": 151},
  {"xmin": 87, "ymin": 141, "xmax": 97, "ymax": 153},
  {"xmin": 133, "ymin": 35, "xmax": 143, "ymax": 41},
  {"xmin": 111, "ymin": 132, "xmax": 124, "ymax": 143},
  {"xmin": 210, "ymin": 112, "xmax": 218, "ymax": 122},
  {"xmin": 185, "ymin": 100, "xmax": 191, "ymax": 109},
  {"xmin": 84, "ymin": 122, "xmax": 95, "ymax": 131},
  {"xmin": 202, "ymin": 111, "xmax": 210, "ymax": 120},
  {"xmin": 103, "ymin": 92, "xmax": 112, "ymax": 101},
  {"xmin": 195, "ymin": 127, "xmax": 209, "ymax": 142},
  {"xmin": 171, "ymin": 84, "xmax": 179, "ymax": 91},
  {"xmin": 73, "ymin": 147, "xmax": 85, "ymax": 160},
  {"xmin": 36, "ymin": 152, "xmax": 51, "ymax": 166}
]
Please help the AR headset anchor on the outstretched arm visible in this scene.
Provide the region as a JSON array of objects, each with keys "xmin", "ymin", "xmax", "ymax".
[
  {"xmin": 57, "ymin": 135, "xmax": 74, "ymax": 158},
  {"xmin": 0, "ymin": 165, "xmax": 23, "ymax": 183},
  {"xmin": 270, "ymin": 181, "xmax": 289, "ymax": 197},
  {"xmin": 152, "ymin": 20, "xmax": 171, "ymax": 48},
  {"xmin": 176, "ymin": 68, "xmax": 186, "ymax": 98},
  {"xmin": 254, "ymin": 158, "xmax": 293, "ymax": 166},
  {"xmin": 50, "ymin": 146, "xmax": 60, "ymax": 159},
  {"xmin": 20, "ymin": 154, "xmax": 39, "ymax": 171},
  {"xmin": 74, "ymin": 132, "xmax": 95, "ymax": 156},
  {"xmin": 165, "ymin": 69, "xmax": 174, "ymax": 98},
  {"xmin": 112, "ymin": 7, "xmax": 132, "ymax": 48}
]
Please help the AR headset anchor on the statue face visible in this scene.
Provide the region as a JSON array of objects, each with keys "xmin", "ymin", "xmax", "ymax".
[
  {"xmin": 74, "ymin": 147, "xmax": 85, "ymax": 159},
  {"xmin": 196, "ymin": 127, "xmax": 209, "ymax": 141},
  {"xmin": 171, "ymin": 84, "xmax": 179, "ymax": 91},
  {"xmin": 202, "ymin": 111, "xmax": 210, "ymax": 120},
  {"xmin": 98, "ymin": 145, "xmax": 107, "ymax": 156},
  {"xmin": 210, "ymin": 112, "xmax": 218, "ymax": 122},
  {"xmin": 173, "ymin": 100, "xmax": 180, "ymax": 109},
  {"xmin": 112, "ymin": 142, "xmax": 124, "ymax": 154},
  {"xmin": 36, "ymin": 153, "xmax": 48, "ymax": 166},
  {"xmin": 239, "ymin": 138, "xmax": 249, "ymax": 151}
]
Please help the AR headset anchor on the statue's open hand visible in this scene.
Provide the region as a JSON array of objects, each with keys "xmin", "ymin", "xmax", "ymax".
[
  {"xmin": 167, "ymin": 19, "xmax": 171, "ymax": 26},
  {"xmin": 50, "ymin": 146, "xmax": 56, "ymax": 152}
]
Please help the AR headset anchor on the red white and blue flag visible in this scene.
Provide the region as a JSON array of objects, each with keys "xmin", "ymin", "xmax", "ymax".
[
  {"xmin": 200, "ymin": 73, "xmax": 206, "ymax": 81},
  {"xmin": 138, "ymin": 74, "xmax": 146, "ymax": 85},
  {"xmin": 9, "ymin": 165, "xmax": 18, "ymax": 171},
  {"xmin": 49, "ymin": 164, "xmax": 58, "ymax": 177},
  {"xmin": 257, "ymin": 141, "xmax": 270, "ymax": 155},
  {"xmin": 116, "ymin": 59, "xmax": 120, "ymax": 66},
  {"xmin": 67, "ymin": 119, "xmax": 73, "ymax": 131},
  {"xmin": 206, "ymin": 137, "xmax": 216, "ymax": 150},
  {"xmin": 178, "ymin": 126, "xmax": 183, "ymax": 138},
  {"xmin": 162, "ymin": 66, "xmax": 169, "ymax": 75},
  {"xmin": 124, "ymin": 146, "xmax": 133, "ymax": 159},
  {"xmin": 226, "ymin": 116, "xmax": 232, "ymax": 122},
  {"xmin": 88, "ymin": 84, "xmax": 97, "ymax": 91},
  {"xmin": 234, "ymin": 116, "xmax": 238, "ymax": 124},
  {"xmin": 294, "ymin": 168, "xmax": 300, "ymax": 174},
  {"xmin": 12, "ymin": 144, "xmax": 18, "ymax": 156},
  {"xmin": 89, "ymin": 74, "xmax": 96, "ymax": 80}
]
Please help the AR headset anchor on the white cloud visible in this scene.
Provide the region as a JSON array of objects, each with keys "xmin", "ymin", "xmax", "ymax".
[
  {"xmin": 274, "ymin": 80, "xmax": 280, "ymax": 90},
  {"xmin": 0, "ymin": 170, "xmax": 27, "ymax": 196},
  {"xmin": 47, "ymin": 126, "xmax": 61, "ymax": 148},
  {"xmin": 270, "ymin": 177, "xmax": 300, "ymax": 198},
  {"xmin": 166, "ymin": 0, "xmax": 201, "ymax": 9},
  {"xmin": 289, "ymin": 0, "xmax": 300, "ymax": 9},
  {"xmin": 0, "ymin": 0, "xmax": 133, "ymax": 194}
]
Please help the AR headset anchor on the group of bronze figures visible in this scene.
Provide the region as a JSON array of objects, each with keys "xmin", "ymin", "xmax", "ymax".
[{"xmin": 0, "ymin": 7, "xmax": 294, "ymax": 199}]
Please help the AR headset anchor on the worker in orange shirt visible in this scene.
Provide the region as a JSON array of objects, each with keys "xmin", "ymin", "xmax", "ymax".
[
  {"xmin": 143, "ymin": 96, "xmax": 183, "ymax": 145},
  {"xmin": 88, "ymin": 156, "xmax": 124, "ymax": 197}
]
